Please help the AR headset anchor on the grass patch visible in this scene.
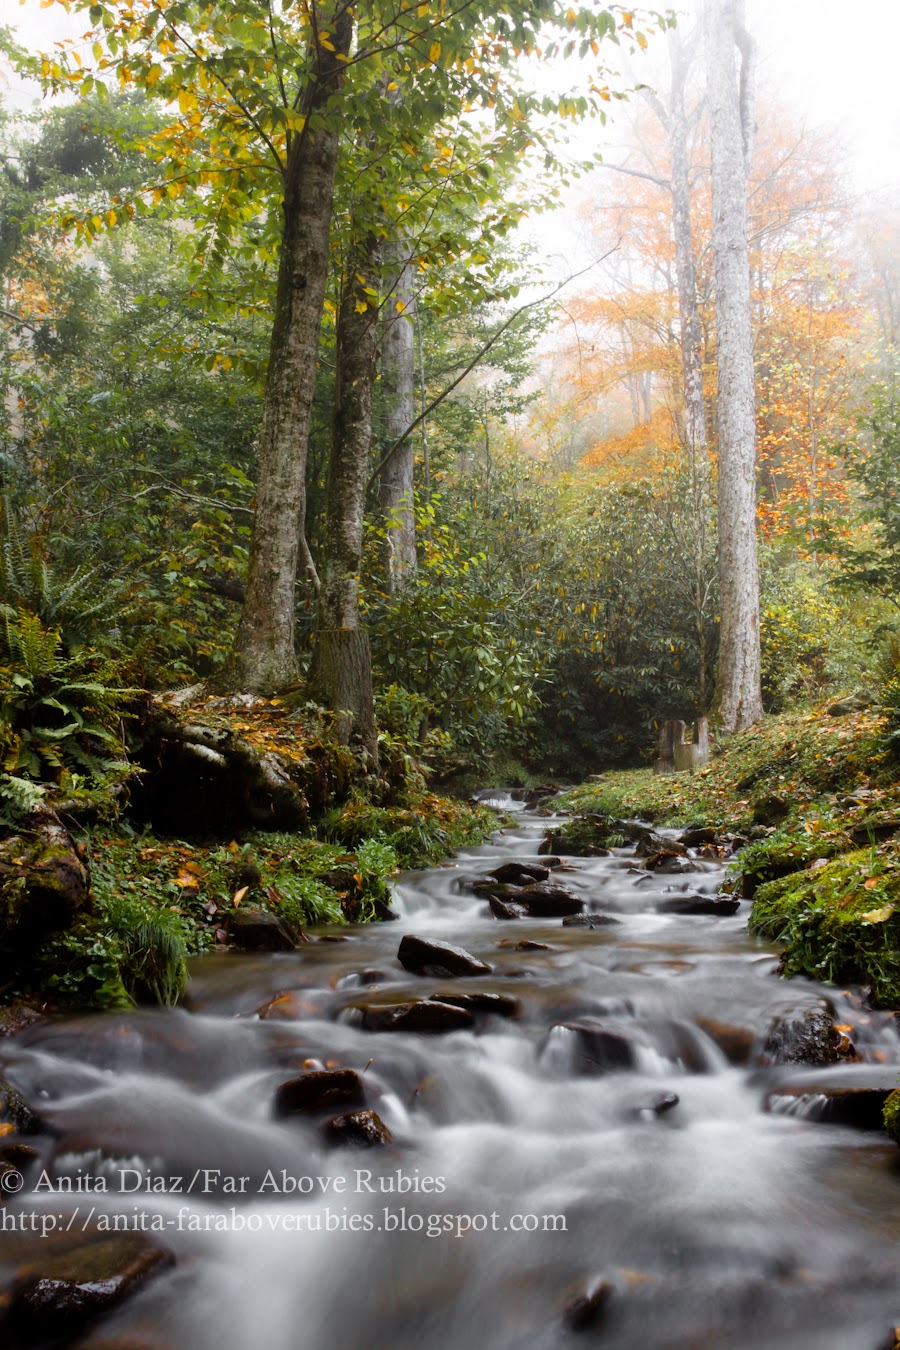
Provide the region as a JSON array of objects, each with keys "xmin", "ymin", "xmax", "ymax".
[{"xmin": 556, "ymin": 701, "xmax": 900, "ymax": 1008}]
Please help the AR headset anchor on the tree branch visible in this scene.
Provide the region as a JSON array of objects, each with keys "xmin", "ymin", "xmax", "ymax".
[{"xmin": 367, "ymin": 247, "xmax": 619, "ymax": 491}]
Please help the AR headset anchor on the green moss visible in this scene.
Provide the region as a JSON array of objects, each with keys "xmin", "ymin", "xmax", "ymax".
[
  {"xmin": 749, "ymin": 842, "xmax": 900, "ymax": 1007},
  {"xmin": 883, "ymin": 1089, "xmax": 900, "ymax": 1145},
  {"xmin": 558, "ymin": 704, "xmax": 890, "ymax": 832}
]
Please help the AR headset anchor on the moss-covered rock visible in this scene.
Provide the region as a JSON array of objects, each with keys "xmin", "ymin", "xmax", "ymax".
[
  {"xmin": 750, "ymin": 842, "xmax": 900, "ymax": 1007},
  {"xmin": 882, "ymin": 1088, "xmax": 900, "ymax": 1145},
  {"xmin": 0, "ymin": 805, "xmax": 90, "ymax": 945}
]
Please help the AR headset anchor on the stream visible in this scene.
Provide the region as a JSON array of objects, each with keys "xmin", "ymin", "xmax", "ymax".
[{"xmin": 3, "ymin": 795, "xmax": 900, "ymax": 1349}]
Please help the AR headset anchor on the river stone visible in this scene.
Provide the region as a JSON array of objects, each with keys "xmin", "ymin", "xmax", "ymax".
[
  {"xmin": 397, "ymin": 935, "xmax": 492, "ymax": 978},
  {"xmin": 515, "ymin": 940, "xmax": 553, "ymax": 952},
  {"xmin": 654, "ymin": 895, "xmax": 740, "ymax": 916},
  {"xmin": 647, "ymin": 1091, "xmax": 679, "ymax": 1115},
  {"xmin": 323, "ymin": 1109, "xmax": 392, "ymax": 1148},
  {"xmin": 564, "ymin": 1278, "xmax": 614, "ymax": 1332},
  {"xmin": 562, "ymin": 914, "xmax": 620, "ymax": 928},
  {"xmin": 6, "ymin": 1234, "xmax": 173, "ymax": 1342},
  {"xmin": 430, "ymin": 992, "xmax": 520, "ymax": 1018},
  {"xmin": 695, "ymin": 1017, "xmax": 756, "ymax": 1064},
  {"xmin": 488, "ymin": 862, "xmax": 551, "ymax": 885},
  {"xmin": 274, "ymin": 1069, "xmax": 366, "ymax": 1117},
  {"xmin": 561, "ymin": 1023, "xmax": 635, "ymax": 1074},
  {"xmin": 488, "ymin": 896, "xmax": 522, "ymax": 920},
  {"xmin": 0, "ymin": 1005, "xmax": 44, "ymax": 1039},
  {"xmin": 649, "ymin": 855, "xmax": 703, "ymax": 875},
  {"xmin": 510, "ymin": 883, "xmax": 584, "ymax": 917},
  {"xmin": 226, "ymin": 908, "xmax": 297, "ymax": 952},
  {"xmin": 765, "ymin": 1084, "xmax": 891, "ymax": 1129},
  {"xmin": 0, "ymin": 1077, "xmax": 45, "ymax": 1135},
  {"xmin": 636, "ymin": 835, "xmax": 685, "ymax": 859},
  {"xmin": 678, "ymin": 826, "xmax": 718, "ymax": 848},
  {"xmin": 759, "ymin": 1005, "xmax": 846, "ymax": 1066},
  {"xmin": 613, "ymin": 819, "xmax": 658, "ymax": 843},
  {"xmin": 359, "ymin": 1000, "xmax": 475, "ymax": 1034}
]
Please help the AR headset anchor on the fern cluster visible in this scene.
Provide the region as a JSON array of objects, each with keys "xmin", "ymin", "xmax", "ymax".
[{"xmin": 0, "ymin": 502, "xmax": 134, "ymax": 815}]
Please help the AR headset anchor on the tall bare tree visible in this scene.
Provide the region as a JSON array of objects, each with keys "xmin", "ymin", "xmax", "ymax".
[
  {"xmin": 705, "ymin": 0, "xmax": 763, "ymax": 730},
  {"xmin": 379, "ymin": 240, "xmax": 418, "ymax": 591}
]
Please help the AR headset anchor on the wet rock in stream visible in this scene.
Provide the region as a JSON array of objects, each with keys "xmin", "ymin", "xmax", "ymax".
[
  {"xmin": 507, "ymin": 882, "xmax": 583, "ymax": 917},
  {"xmin": 760, "ymin": 1004, "xmax": 851, "ymax": 1066},
  {"xmin": 429, "ymin": 992, "xmax": 520, "ymax": 1018},
  {"xmin": 488, "ymin": 896, "xmax": 521, "ymax": 920},
  {"xmin": 678, "ymin": 826, "xmax": 718, "ymax": 848},
  {"xmin": 323, "ymin": 1108, "xmax": 392, "ymax": 1148},
  {"xmin": 0, "ymin": 1078, "xmax": 47, "ymax": 1136},
  {"xmin": 356, "ymin": 1000, "xmax": 475, "ymax": 1034},
  {"xmin": 488, "ymin": 862, "xmax": 551, "ymax": 885},
  {"xmin": 562, "ymin": 914, "xmax": 620, "ymax": 928},
  {"xmin": 0, "ymin": 1007, "xmax": 44, "ymax": 1040},
  {"xmin": 274, "ymin": 1069, "xmax": 366, "ymax": 1117},
  {"xmin": 397, "ymin": 935, "xmax": 491, "ymax": 978},
  {"xmin": 564, "ymin": 1277, "xmax": 615, "ymax": 1332},
  {"xmin": 654, "ymin": 894, "xmax": 740, "ymax": 916},
  {"xmin": 225, "ymin": 909, "xmax": 298, "ymax": 952},
  {"xmin": 2, "ymin": 1233, "xmax": 173, "ymax": 1345},
  {"xmin": 765, "ymin": 1084, "xmax": 892, "ymax": 1129}
]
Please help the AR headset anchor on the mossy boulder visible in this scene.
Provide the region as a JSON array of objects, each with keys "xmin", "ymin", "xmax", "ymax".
[
  {"xmin": 0, "ymin": 806, "xmax": 90, "ymax": 947},
  {"xmin": 750, "ymin": 842, "xmax": 900, "ymax": 1007},
  {"xmin": 882, "ymin": 1088, "xmax": 900, "ymax": 1145}
]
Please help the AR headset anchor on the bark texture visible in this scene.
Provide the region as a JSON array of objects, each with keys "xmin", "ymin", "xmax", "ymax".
[
  {"xmin": 379, "ymin": 238, "xmax": 418, "ymax": 591},
  {"xmin": 705, "ymin": 0, "xmax": 763, "ymax": 731},
  {"xmin": 228, "ymin": 10, "xmax": 352, "ymax": 693},
  {"xmin": 667, "ymin": 29, "xmax": 713, "ymax": 710},
  {"xmin": 314, "ymin": 232, "xmax": 382, "ymax": 761}
]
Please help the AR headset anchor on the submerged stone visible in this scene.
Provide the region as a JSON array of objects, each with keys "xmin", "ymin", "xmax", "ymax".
[{"xmin": 6, "ymin": 1233, "xmax": 173, "ymax": 1342}]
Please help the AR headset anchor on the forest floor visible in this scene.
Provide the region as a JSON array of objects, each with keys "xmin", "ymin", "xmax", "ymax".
[
  {"xmin": 554, "ymin": 701, "xmax": 900, "ymax": 1007},
  {"xmin": 1, "ymin": 692, "xmax": 498, "ymax": 1012}
]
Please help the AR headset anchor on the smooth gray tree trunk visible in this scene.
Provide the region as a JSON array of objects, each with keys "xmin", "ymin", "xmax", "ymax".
[
  {"xmin": 313, "ymin": 231, "xmax": 382, "ymax": 763},
  {"xmin": 668, "ymin": 28, "xmax": 713, "ymax": 711},
  {"xmin": 226, "ymin": 9, "xmax": 351, "ymax": 693},
  {"xmin": 705, "ymin": 0, "xmax": 763, "ymax": 731},
  {"xmin": 379, "ymin": 239, "xmax": 418, "ymax": 591}
]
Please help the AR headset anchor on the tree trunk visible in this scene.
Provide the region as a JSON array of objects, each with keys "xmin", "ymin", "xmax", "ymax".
[
  {"xmin": 226, "ymin": 9, "xmax": 352, "ymax": 693},
  {"xmin": 379, "ymin": 238, "xmax": 418, "ymax": 591},
  {"xmin": 313, "ymin": 231, "xmax": 382, "ymax": 762},
  {"xmin": 705, "ymin": 0, "xmax": 763, "ymax": 732},
  {"xmin": 668, "ymin": 29, "xmax": 713, "ymax": 713}
]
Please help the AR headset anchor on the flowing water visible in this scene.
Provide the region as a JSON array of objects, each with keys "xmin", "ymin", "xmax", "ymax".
[{"xmin": 3, "ymin": 797, "xmax": 900, "ymax": 1349}]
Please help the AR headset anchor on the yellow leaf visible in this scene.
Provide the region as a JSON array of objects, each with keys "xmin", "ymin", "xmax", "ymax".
[
  {"xmin": 861, "ymin": 905, "xmax": 894, "ymax": 924},
  {"xmin": 429, "ymin": 41, "xmax": 441, "ymax": 63},
  {"xmin": 146, "ymin": 63, "xmax": 162, "ymax": 85},
  {"xmin": 395, "ymin": 299, "xmax": 406, "ymax": 313},
  {"xmin": 636, "ymin": 31, "xmax": 648, "ymax": 50},
  {"xmin": 355, "ymin": 300, "xmax": 368, "ymax": 314},
  {"xmin": 864, "ymin": 876, "xmax": 880, "ymax": 889},
  {"xmin": 386, "ymin": 81, "xmax": 398, "ymax": 91},
  {"xmin": 0, "ymin": 1123, "xmax": 15, "ymax": 1137},
  {"xmin": 232, "ymin": 886, "xmax": 248, "ymax": 907}
]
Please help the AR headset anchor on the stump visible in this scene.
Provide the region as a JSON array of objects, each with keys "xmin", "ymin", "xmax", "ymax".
[{"xmin": 656, "ymin": 717, "xmax": 710, "ymax": 774}]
